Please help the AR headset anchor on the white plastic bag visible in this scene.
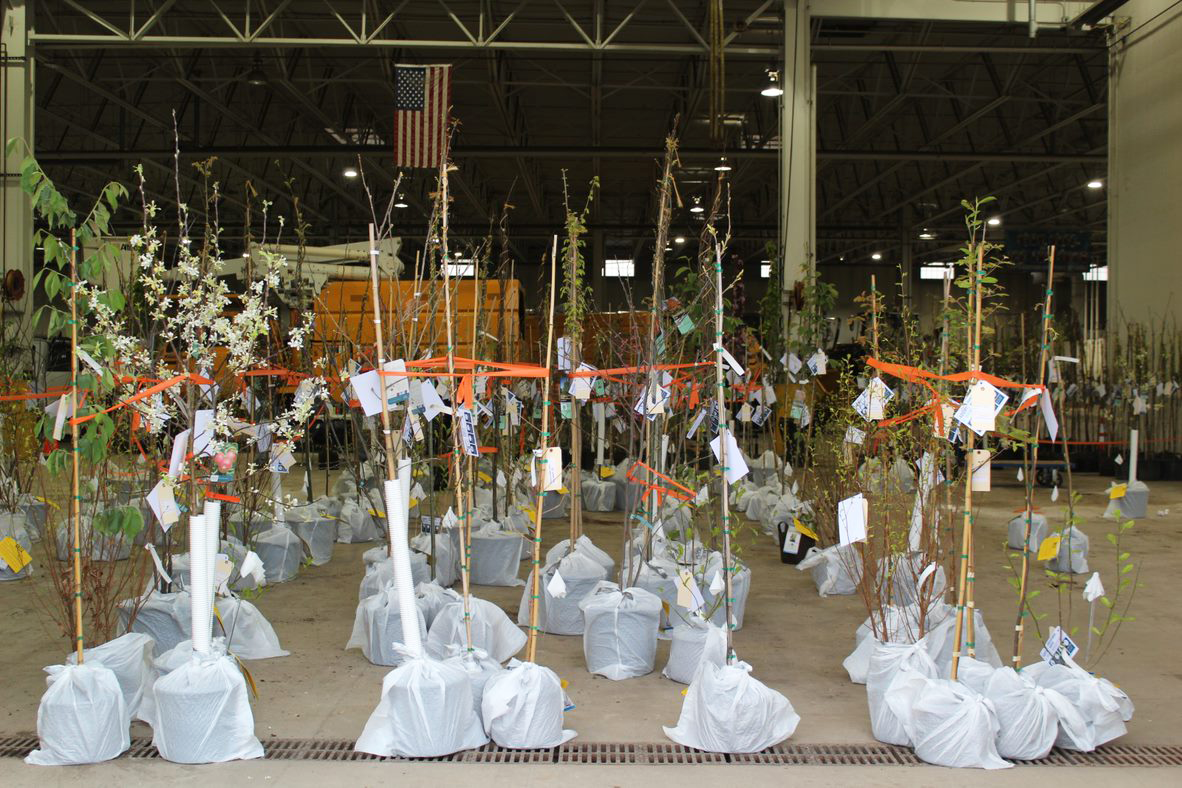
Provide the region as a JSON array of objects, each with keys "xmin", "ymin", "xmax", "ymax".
[
  {"xmin": 699, "ymin": 553, "xmax": 751, "ymax": 630},
  {"xmin": 662, "ymin": 618, "xmax": 727, "ymax": 684},
  {"xmin": 876, "ymin": 552, "xmax": 947, "ymax": 607},
  {"xmin": 252, "ymin": 525, "xmax": 304, "ymax": 584},
  {"xmin": 923, "ymin": 602, "xmax": 1002, "ymax": 675},
  {"xmin": 25, "ymin": 663, "xmax": 130, "ymax": 766},
  {"xmin": 582, "ymin": 478, "xmax": 617, "ymax": 512},
  {"xmin": 842, "ymin": 604, "xmax": 929, "ymax": 684},
  {"xmin": 1006, "ymin": 512, "xmax": 1048, "ymax": 552},
  {"xmin": 359, "ymin": 553, "xmax": 431, "ymax": 601},
  {"xmin": 1022, "ymin": 657, "xmax": 1132, "ymax": 750},
  {"xmin": 546, "ymin": 534, "xmax": 615, "ymax": 576},
  {"xmin": 518, "ymin": 550, "xmax": 608, "ymax": 635},
  {"xmin": 286, "ymin": 506, "xmax": 336, "ymax": 566},
  {"xmin": 64, "ymin": 632, "xmax": 154, "ymax": 721},
  {"xmin": 631, "ymin": 557, "xmax": 681, "ymax": 630},
  {"xmin": 119, "ymin": 591, "xmax": 189, "ymax": 656},
  {"xmin": 215, "ymin": 596, "xmax": 289, "ymax": 660},
  {"xmin": 151, "ymin": 649, "xmax": 264, "ymax": 763},
  {"xmin": 1047, "ymin": 526, "xmax": 1089, "ymax": 574},
  {"xmin": 470, "ymin": 522, "xmax": 524, "ymax": 586},
  {"xmin": 797, "ymin": 543, "xmax": 863, "ymax": 597},
  {"xmin": 579, "ymin": 582, "xmax": 662, "ymax": 680},
  {"xmin": 347, "ymin": 586, "xmax": 430, "ymax": 666},
  {"xmin": 867, "ymin": 638, "xmax": 938, "ymax": 745},
  {"xmin": 444, "ymin": 647, "xmax": 505, "ymax": 718},
  {"xmin": 957, "ymin": 657, "xmax": 1069, "ymax": 760},
  {"xmin": 337, "ymin": 498, "xmax": 383, "ymax": 543},
  {"xmin": 355, "ymin": 655, "xmax": 489, "ymax": 757},
  {"xmin": 481, "ymin": 660, "xmax": 577, "ymax": 748},
  {"xmin": 417, "ymin": 582, "xmax": 462, "ymax": 629},
  {"xmin": 890, "ymin": 677, "xmax": 1010, "ymax": 769},
  {"xmin": 55, "ymin": 515, "xmax": 131, "ymax": 562},
  {"xmin": 427, "ymin": 597, "xmax": 527, "ymax": 663},
  {"xmin": 664, "ymin": 658, "xmax": 800, "ymax": 753},
  {"xmin": 411, "ymin": 529, "xmax": 460, "ymax": 587}
]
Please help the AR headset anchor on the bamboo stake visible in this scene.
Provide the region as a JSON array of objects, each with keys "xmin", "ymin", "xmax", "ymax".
[
  {"xmin": 713, "ymin": 241, "xmax": 736, "ymax": 662},
  {"xmin": 1013, "ymin": 247, "xmax": 1055, "ymax": 668},
  {"xmin": 526, "ymin": 236, "xmax": 560, "ymax": 662},
  {"xmin": 951, "ymin": 242, "xmax": 984, "ymax": 680},
  {"xmin": 368, "ymin": 223, "xmax": 400, "ymax": 538},
  {"xmin": 69, "ymin": 229, "xmax": 84, "ymax": 663}
]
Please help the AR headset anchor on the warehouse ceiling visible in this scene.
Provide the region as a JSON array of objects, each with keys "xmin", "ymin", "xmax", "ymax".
[{"xmin": 27, "ymin": 1, "xmax": 1109, "ymax": 271}]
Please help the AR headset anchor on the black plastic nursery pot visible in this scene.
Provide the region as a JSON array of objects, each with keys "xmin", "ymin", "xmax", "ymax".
[{"xmin": 777, "ymin": 521, "xmax": 815, "ymax": 565}]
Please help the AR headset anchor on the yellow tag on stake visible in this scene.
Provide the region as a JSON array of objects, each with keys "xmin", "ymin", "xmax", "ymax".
[
  {"xmin": 1109, "ymin": 483, "xmax": 1127, "ymax": 500},
  {"xmin": 1037, "ymin": 534, "xmax": 1062, "ymax": 562},
  {"xmin": 0, "ymin": 537, "xmax": 32, "ymax": 573}
]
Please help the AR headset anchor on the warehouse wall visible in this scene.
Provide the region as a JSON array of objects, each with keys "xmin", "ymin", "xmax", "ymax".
[{"xmin": 1109, "ymin": 1, "xmax": 1182, "ymax": 330}]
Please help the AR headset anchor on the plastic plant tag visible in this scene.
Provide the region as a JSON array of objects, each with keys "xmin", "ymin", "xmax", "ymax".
[
  {"xmin": 146, "ymin": 479, "xmax": 180, "ymax": 531},
  {"xmin": 1040, "ymin": 625, "xmax": 1079, "ymax": 665},
  {"xmin": 0, "ymin": 536, "xmax": 32, "ymax": 573},
  {"xmin": 970, "ymin": 449, "xmax": 991, "ymax": 491},
  {"xmin": 708, "ymin": 571, "xmax": 725, "ymax": 595},
  {"xmin": 787, "ymin": 353, "xmax": 803, "ymax": 374},
  {"xmin": 714, "ymin": 344, "xmax": 745, "ymax": 376},
  {"xmin": 1109, "ymin": 483, "xmax": 1128, "ymax": 500},
  {"xmin": 1037, "ymin": 534, "xmax": 1062, "ymax": 561},
  {"xmin": 686, "ymin": 409, "xmax": 706, "ymax": 438},
  {"xmin": 547, "ymin": 570, "xmax": 568, "ymax": 599},
  {"xmin": 532, "ymin": 447, "xmax": 564, "ymax": 491},
  {"xmin": 844, "ymin": 426, "xmax": 866, "ymax": 445},
  {"xmin": 709, "ymin": 430, "xmax": 749, "ymax": 483},
  {"xmin": 677, "ymin": 569, "xmax": 705, "ymax": 612},
  {"xmin": 837, "ymin": 493, "xmax": 868, "ymax": 545},
  {"xmin": 794, "ymin": 518, "xmax": 818, "ymax": 541},
  {"xmin": 782, "ymin": 530, "xmax": 802, "ymax": 554},
  {"xmin": 806, "ymin": 349, "xmax": 827, "ymax": 376},
  {"xmin": 675, "ymin": 313, "xmax": 695, "ymax": 335},
  {"xmin": 557, "ymin": 337, "xmax": 572, "ymax": 370},
  {"xmin": 457, "ymin": 407, "xmax": 480, "ymax": 456}
]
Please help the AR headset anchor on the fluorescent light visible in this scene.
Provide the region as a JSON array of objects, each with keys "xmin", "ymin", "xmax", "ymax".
[
  {"xmin": 714, "ymin": 157, "xmax": 732, "ymax": 172},
  {"xmin": 394, "ymin": 194, "xmax": 408, "ymax": 209},
  {"xmin": 343, "ymin": 167, "xmax": 359, "ymax": 178},
  {"xmin": 871, "ymin": 252, "xmax": 882, "ymax": 260},
  {"xmin": 1087, "ymin": 179, "xmax": 1103, "ymax": 189},
  {"xmin": 446, "ymin": 260, "xmax": 475, "ymax": 277},
  {"xmin": 987, "ymin": 216, "xmax": 1001, "ymax": 226},
  {"xmin": 604, "ymin": 258, "xmax": 635, "ymax": 277},
  {"xmin": 674, "ymin": 236, "xmax": 686, "ymax": 244},
  {"xmin": 1082, "ymin": 265, "xmax": 1108, "ymax": 282},
  {"xmin": 689, "ymin": 198, "xmax": 705, "ymax": 214},
  {"xmin": 918, "ymin": 229, "xmax": 935, "ymax": 240},
  {"xmin": 760, "ymin": 261, "xmax": 772, "ymax": 278},
  {"xmin": 920, "ymin": 263, "xmax": 955, "ymax": 280}
]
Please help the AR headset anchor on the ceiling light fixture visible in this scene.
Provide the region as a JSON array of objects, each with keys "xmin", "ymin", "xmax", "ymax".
[
  {"xmin": 394, "ymin": 195, "xmax": 408, "ymax": 209},
  {"xmin": 244, "ymin": 56, "xmax": 268, "ymax": 87},
  {"xmin": 674, "ymin": 236, "xmax": 686, "ymax": 244},
  {"xmin": 1087, "ymin": 179, "xmax": 1103, "ymax": 189},
  {"xmin": 871, "ymin": 252, "xmax": 882, "ymax": 260},
  {"xmin": 714, "ymin": 156, "xmax": 732, "ymax": 172},
  {"xmin": 918, "ymin": 229, "xmax": 935, "ymax": 240},
  {"xmin": 689, "ymin": 197, "xmax": 705, "ymax": 214},
  {"xmin": 761, "ymin": 70, "xmax": 784, "ymax": 98},
  {"xmin": 342, "ymin": 167, "xmax": 359, "ymax": 179},
  {"xmin": 987, "ymin": 216, "xmax": 1001, "ymax": 226}
]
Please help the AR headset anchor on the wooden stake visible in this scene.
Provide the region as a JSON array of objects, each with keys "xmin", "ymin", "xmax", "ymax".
[
  {"xmin": 367, "ymin": 223, "xmax": 399, "ymax": 530},
  {"xmin": 713, "ymin": 241, "xmax": 736, "ymax": 662},
  {"xmin": 526, "ymin": 236, "xmax": 560, "ymax": 662},
  {"xmin": 1013, "ymin": 246, "xmax": 1055, "ymax": 668},
  {"xmin": 69, "ymin": 229, "xmax": 84, "ymax": 663}
]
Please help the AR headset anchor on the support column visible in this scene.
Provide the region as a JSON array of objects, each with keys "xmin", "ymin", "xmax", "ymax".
[
  {"xmin": 1108, "ymin": 1, "xmax": 1182, "ymax": 335},
  {"xmin": 2, "ymin": 1, "xmax": 34, "ymax": 345},
  {"xmin": 779, "ymin": 1, "xmax": 814, "ymax": 326}
]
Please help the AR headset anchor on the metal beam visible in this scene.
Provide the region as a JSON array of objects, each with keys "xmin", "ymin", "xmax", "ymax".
[{"xmin": 31, "ymin": 145, "xmax": 1106, "ymax": 164}]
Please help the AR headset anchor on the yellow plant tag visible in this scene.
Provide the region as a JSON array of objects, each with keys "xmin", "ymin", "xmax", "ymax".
[
  {"xmin": 478, "ymin": 471, "xmax": 492, "ymax": 484},
  {"xmin": 794, "ymin": 518, "xmax": 818, "ymax": 541},
  {"xmin": 1109, "ymin": 483, "xmax": 1127, "ymax": 500},
  {"xmin": 0, "ymin": 537, "xmax": 32, "ymax": 573},
  {"xmin": 558, "ymin": 486, "xmax": 569, "ymax": 495},
  {"xmin": 408, "ymin": 498, "xmax": 419, "ymax": 509},
  {"xmin": 560, "ymin": 678, "xmax": 569, "ymax": 689},
  {"xmin": 522, "ymin": 506, "xmax": 537, "ymax": 520},
  {"xmin": 35, "ymin": 495, "xmax": 61, "ymax": 511},
  {"xmin": 1037, "ymin": 534, "xmax": 1062, "ymax": 561},
  {"xmin": 599, "ymin": 466, "xmax": 615, "ymax": 479},
  {"xmin": 368, "ymin": 508, "xmax": 386, "ymax": 519}
]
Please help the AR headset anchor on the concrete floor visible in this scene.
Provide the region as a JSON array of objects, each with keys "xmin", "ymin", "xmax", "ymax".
[{"xmin": 3, "ymin": 472, "xmax": 1181, "ymax": 786}]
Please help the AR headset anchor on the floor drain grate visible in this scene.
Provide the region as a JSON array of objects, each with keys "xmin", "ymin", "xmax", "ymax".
[{"xmin": 1, "ymin": 735, "xmax": 1180, "ymax": 766}]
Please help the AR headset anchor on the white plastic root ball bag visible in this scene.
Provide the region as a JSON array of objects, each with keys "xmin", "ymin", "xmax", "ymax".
[
  {"xmin": 359, "ymin": 553, "xmax": 431, "ymax": 601},
  {"xmin": 957, "ymin": 657, "xmax": 1076, "ymax": 761},
  {"xmin": 427, "ymin": 597, "xmax": 527, "ymax": 663},
  {"xmin": 417, "ymin": 583, "xmax": 462, "ymax": 629},
  {"xmin": 797, "ymin": 543, "xmax": 863, "ymax": 597},
  {"xmin": 888, "ymin": 677, "xmax": 1010, "ymax": 769},
  {"xmin": 411, "ymin": 529, "xmax": 460, "ymax": 587},
  {"xmin": 355, "ymin": 654, "xmax": 489, "ymax": 757},
  {"xmin": 842, "ymin": 604, "xmax": 929, "ymax": 684},
  {"xmin": 347, "ymin": 586, "xmax": 430, "ymax": 666},
  {"xmin": 286, "ymin": 507, "xmax": 336, "ymax": 566},
  {"xmin": 923, "ymin": 602, "xmax": 1002, "ymax": 676},
  {"xmin": 0, "ymin": 512, "xmax": 33, "ymax": 580},
  {"xmin": 664, "ymin": 658, "xmax": 800, "ymax": 753},
  {"xmin": 1022, "ymin": 657, "xmax": 1132, "ymax": 750},
  {"xmin": 151, "ymin": 650, "xmax": 264, "ymax": 763},
  {"xmin": 662, "ymin": 618, "xmax": 727, "ymax": 684},
  {"xmin": 699, "ymin": 556, "xmax": 752, "ymax": 631},
  {"xmin": 64, "ymin": 632, "xmax": 154, "ymax": 722},
  {"xmin": 579, "ymin": 582, "xmax": 662, "ymax": 680},
  {"xmin": 876, "ymin": 552, "xmax": 947, "ymax": 608},
  {"xmin": 481, "ymin": 660, "xmax": 577, "ymax": 748},
  {"xmin": 582, "ymin": 478, "xmax": 617, "ymax": 512},
  {"xmin": 518, "ymin": 550, "xmax": 608, "ymax": 636},
  {"xmin": 632, "ymin": 556, "xmax": 681, "ymax": 631},
  {"xmin": 1047, "ymin": 526, "xmax": 1089, "ymax": 574},
  {"xmin": 469, "ymin": 523, "xmax": 524, "ymax": 586},
  {"xmin": 25, "ymin": 663, "xmax": 130, "ymax": 766},
  {"xmin": 546, "ymin": 534, "xmax": 615, "ymax": 576},
  {"xmin": 1006, "ymin": 512, "xmax": 1049, "ymax": 552},
  {"xmin": 213, "ymin": 597, "xmax": 288, "ymax": 660},
  {"xmin": 119, "ymin": 591, "xmax": 189, "ymax": 656},
  {"xmin": 55, "ymin": 515, "xmax": 132, "ymax": 562},
  {"xmin": 866, "ymin": 638, "xmax": 939, "ymax": 745},
  {"xmin": 443, "ymin": 647, "xmax": 505, "ymax": 718},
  {"xmin": 336, "ymin": 498, "xmax": 383, "ymax": 543},
  {"xmin": 252, "ymin": 524, "xmax": 304, "ymax": 584}
]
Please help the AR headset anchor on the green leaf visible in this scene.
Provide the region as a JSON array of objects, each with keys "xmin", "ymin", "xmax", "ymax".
[
  {"xmin": 1119, "ymin": 552, "xmax": 1130, "ymax": 562},
  {"xmin": 1106, "ymin": 532, "xmax": 1118, "ymax": 546},
  {"xmin": 1100, "ymin": 596, "xmax": 1113, "ymax": 609},
  {"xmin": 1121, "ymin": 563, "xmax": 1135, "ymax": 575}
]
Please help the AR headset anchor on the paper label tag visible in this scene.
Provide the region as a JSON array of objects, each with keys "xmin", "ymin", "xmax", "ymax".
[
  {"xmin": 794, "ymin": 518, "xmax": 818, "ymax": 541},
  {"xmin": 782, "ymin": 530, "xmax": 802, "ymax": 554}
]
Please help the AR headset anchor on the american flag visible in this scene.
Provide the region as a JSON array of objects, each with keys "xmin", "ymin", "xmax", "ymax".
[{"xmin": 394, "ymin": 64, "xmax": 451, "ymax": 169}]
